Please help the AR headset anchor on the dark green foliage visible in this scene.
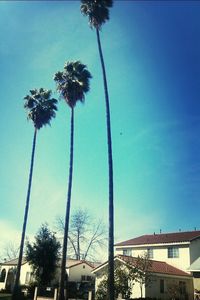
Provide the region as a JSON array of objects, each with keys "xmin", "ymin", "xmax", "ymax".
[
  {"xmin": 26, "ymin": 224, "xmax": 60, "ymax": 286},
  {"xmin": 96, "ymin": 262, "xmax": 135, "ymax": 300},
  {"xmin": 80, "ymin": 0, "xmax": 113, "ymax": 29},
  {"xmin": 54, "ymin": 61, "xmax": 92, "ymax": 108},
  {"xmin": 24, "ymin": 88, "xmax": 57, "ymax": 129}
]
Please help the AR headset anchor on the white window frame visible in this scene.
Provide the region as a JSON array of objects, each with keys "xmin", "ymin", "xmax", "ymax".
[
  {"xmin": 123, "ymin": 249, "xmax": 132, "ymax": 256},
  {"xmin": 147, "ymin": 248, "xmax": 153, "ymax": 259},
  {"xmin": 168, "ymin": 247, "xmax": 179, "ymax": 258}
]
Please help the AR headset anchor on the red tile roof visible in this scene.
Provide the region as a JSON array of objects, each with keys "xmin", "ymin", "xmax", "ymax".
[
  {"xmin": 0, "ymin": 257, "xmax": 27, "ymax": 266},
  {"xmin": 115, "ymin": 230, "xmax": 200, "ymax": 246},
  {"xmin": 118, "ymin": 255, "xmax": 190, "ymax": 277}
]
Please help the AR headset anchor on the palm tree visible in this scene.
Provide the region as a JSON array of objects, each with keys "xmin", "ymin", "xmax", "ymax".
[
  {"xmin": 12, "ymin": 88, "xmax": 57, "ymax": 300},
  {"xmin": 80, "ymin": 1, "xmax": 114, "ymax": 300},
  {"xmin": 54, "ymin": 61, "xmax": 92, "ymax": 300}
]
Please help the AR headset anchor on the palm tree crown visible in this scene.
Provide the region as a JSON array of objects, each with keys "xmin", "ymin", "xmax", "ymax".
[
  {"xmin": 24, "ymin": 88, "xmax": 58, "ymax": 129},
  {"xmin": 54, "ymin": 61, "xmax": 92, "ymax": 108},
  {"xmin": 80, "ymin": 0, "xmax": 113, "ymax": 29}
]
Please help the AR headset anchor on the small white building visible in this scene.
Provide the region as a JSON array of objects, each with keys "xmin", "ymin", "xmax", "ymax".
[
  {"xmin": 93, "ymin": 255, "xmax": 194, "ymax": 299},
  {"xmin": 0, "ymin": 257, "xmax": 97, "ymax": 291},
  {"xmin": 0, "ymin": 258, "xmax": 31, "ymax": 291}
]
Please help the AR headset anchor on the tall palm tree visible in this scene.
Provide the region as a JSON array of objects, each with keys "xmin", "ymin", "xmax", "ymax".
[
  {"xmin": 54, "ymin": 61, "xmax": 92, "ymax": 300},
  {"xmin": 12, "ymin": 88, "xmax": 57, "ymax": 300},
  {"xmin": 80, "ymin": 1, "xmax": 114, "ymax": 299}
]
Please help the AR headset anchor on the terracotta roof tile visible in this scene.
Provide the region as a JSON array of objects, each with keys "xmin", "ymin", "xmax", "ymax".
[
  {"xmin": 118, "ymin": 255, "xmax": 191, "ymax": 277},
  {"xmin": 0, "ymin": 257, "xmax": 27, "ymax": 266},
  {"xmin": 115, "ymin": 230, "xmax": 200, "ymax": 246}
]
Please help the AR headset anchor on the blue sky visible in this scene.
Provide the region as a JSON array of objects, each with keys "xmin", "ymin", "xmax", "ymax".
[{"xmin": 0, "ymin": 1, "xmax": 200, "ymax": 258}]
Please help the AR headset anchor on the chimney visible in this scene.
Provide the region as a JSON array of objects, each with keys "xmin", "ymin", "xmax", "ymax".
[{"xmin": 160, "ymin": 229, "xmax": 162, "ymax": 234}]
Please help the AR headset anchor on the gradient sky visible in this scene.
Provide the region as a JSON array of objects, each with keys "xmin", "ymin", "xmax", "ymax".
[{"xmin": 0, "ymin": 1, "xmax": 200, "ymax": 259}]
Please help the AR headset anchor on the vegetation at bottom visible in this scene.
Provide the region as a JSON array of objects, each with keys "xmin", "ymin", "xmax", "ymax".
[{"xmin": 26, "ymin": 223, "xmax": 61, "ymax": 286}]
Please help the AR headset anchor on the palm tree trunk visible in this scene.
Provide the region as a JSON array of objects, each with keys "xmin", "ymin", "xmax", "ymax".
[
  {"xmin": 77, "ymin": 230, "xmax": 80, "ymax": 260},
  {"xmin": 96, "ymin": 28, "xmax": 114, "ymax": 300},
  {"xmin": 12, "ymin": 128, "xmax": 37, "ymax": 300},
  {"xmin": 140, "ymin": 283, "xmax": 143, "ymax": 298},
  {"xmin": 59, "ymin": 108, "xmax": 74, "ymax": 300}
]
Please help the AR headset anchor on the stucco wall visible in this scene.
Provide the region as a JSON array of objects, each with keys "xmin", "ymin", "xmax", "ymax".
[
  {"xmin": 94, "ymin": 264, "xmax": 194, "ymax": 300},
  {"xmin": 115, "ymin": 244, "xmax": 190, "ymax": 272},
  {"xmin": 0, "ymin": 263, "xmax": 32, "ymax": 291},
  {"xmin": 68, "ymin": 263, "xmax": 94, "ymax": 282},
  {"xmin": 190, "ymin": 239, "xmax": 200, "ymax": 265},
  {"xmin": 145, "ymin": 275, "xmax": 193, "ymax": 300},
  {"xmin": 0, "ymin": 265, "xmax": 11, "ymax": 290}
]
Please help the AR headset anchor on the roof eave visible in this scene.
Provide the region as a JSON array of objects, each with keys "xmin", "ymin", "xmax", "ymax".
[{"xmin": 115, "ymin": 241, "xmax": 190, "ymax": 248}]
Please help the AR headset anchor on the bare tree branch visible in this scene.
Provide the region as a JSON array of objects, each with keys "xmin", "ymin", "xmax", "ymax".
[
  {"xmin": 1, "ymin": 242, "xmax": 19, "ymax": 261},
  {"xmin": 55, "ymin": 209, "xmax": 107, "ymax": 261}
]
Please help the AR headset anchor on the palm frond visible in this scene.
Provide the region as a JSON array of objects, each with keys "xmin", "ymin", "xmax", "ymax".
[
  {"xmin": 54, "ymin": 61, "xmax": 92, "ymax": 108},
  {"xmin": 24, "ymin": 88, "xmax": 58, "ymax": 130},
  {"xmin": 80, "ymin": 0, "xmax": 113, "ymax": 29}
]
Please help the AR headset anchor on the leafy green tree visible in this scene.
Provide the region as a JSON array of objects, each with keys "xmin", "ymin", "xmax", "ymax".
[
  {"xmin": 26, "ymin": 224, "xmax": 61, "ymax": 286},
  {"xmin": 80, "ymin": 2, "xmax": 114, "ymax": 299},
  {"xmin": 54, "ymin": 61, "xmax": 92, "ymax": 300},
  {"xmin": 96, "ymin": 261, "xmax": 135, "ymax": 300},
  {"xmin": 12, "ymin": 88, "xmax": 57, "ymax": 300}
]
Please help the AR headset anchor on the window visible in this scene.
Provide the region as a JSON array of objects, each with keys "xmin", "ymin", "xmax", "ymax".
[
  {"xmin": 147, "ymin": 248, "xmax": 153, "ymax": 259},
  {"xmin": 81, "ymin": 275, "xmax": 86, "ymax": 281},
  {"xmin": 25, "ymin": 272, "xmax": 32, "ymax": 284},
  {"xmin": 86, "ymin": 276, "xmax": 92, "ymax": 281},
  {"xmin": 179, "ymin": 281, "xmax": 186, "ymax": 295},
  {"xmin": 160, "ymin": 279, "xmax": 164, "ymax": 293},
  {"xmin": 123, "ymin": 249, "xmax": 132, "ymax": 256},
  {"xmin": 0, "ymin": 269, "xmax": 6, "ymax": 282},
  {"xmin": 168, "ymin": 247, "xmax": 179, "ymax": 258}
]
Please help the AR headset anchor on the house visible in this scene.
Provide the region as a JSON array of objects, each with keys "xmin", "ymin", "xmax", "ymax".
[
  {"xmin": 60, "ymin": 258, "xmax": 98, "ymax": 283},
  {"xmin": 115, "ymin": 230, "xmax": 200, "ymax": 292},
  {"xmin": 0, "ymin": 257, "xmax": 97, "ymax": 292},
  {"xmin": 188, "ymin": 257, "xmax": 200, "ymax": 294},
  {"xmin": 93, "ymin": 255, "xmax": 194, "ymax": 299},
  {"xmin": 0, "ymin": 258, "xmax": 31, "ymax": 291}
]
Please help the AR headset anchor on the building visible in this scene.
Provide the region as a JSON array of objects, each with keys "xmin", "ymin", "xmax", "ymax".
[
  {"xmin": 0, "ymin": 257, "xmax": 97, "ymax": 292},
  {"xmin": 93, "ymin": 255, "xmax": 193, "ymax": 299},
  {"xmin": 115, "ymin": 230, "xmax": 200, "ymax": 273},
  {"xmin": 114, "ymin": 230, "xmax": 200, "ymax": 295}
]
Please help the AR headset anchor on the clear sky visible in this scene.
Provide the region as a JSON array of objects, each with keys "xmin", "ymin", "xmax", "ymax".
[{"xmin": 0, "ymin": 1, "xmax": 200, "ymax": 259}]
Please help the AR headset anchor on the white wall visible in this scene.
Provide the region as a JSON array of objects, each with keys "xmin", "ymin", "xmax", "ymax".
[
  {"xmin": 0, "ymin": 263, "xmax": 32, "ymax": 291},
  {"xmin": 190, "ymin": 239, "xmax": 200, "ymax": 265},
  {"xmin": 115, "ymin": 244, "xmax": 191, "ymax": 272},
  {"xmin": 94, "ymin": 263, "xmax": 194, "ymax": 300},
  {"xmin": 0, "ymin": 265, "xmax": 10, "ymax": 290},
  {"xmin": 145, "ymin": 275, "xmax": 193, "ymax": 300},
  {"xmin": 68, "ymin": 263, "xmax": 94, "ymax": 282}
]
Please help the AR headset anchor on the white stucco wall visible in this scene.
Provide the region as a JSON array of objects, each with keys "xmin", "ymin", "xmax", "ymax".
[
  {"xmin": 0, "ymin": 262, "xmax": 32, "ymax": 291},
  {"xmin": 19, "ymin": 263, "xmax": 32, "ymax": 285},
  {"xmin": 68, "ymin": 263, "xmax": 94, "ymax": 282},
  {"xmin": 145, "ymin": 274, "xmax": 193, "ymax": 300},
  {"xmin": 0, "ymin": 265, "xmax": 11, "ymax": 290},
  {"xmin": 190, "ymin": 238, "xmax": 200, "ymax": 265},
  {"xmin": 115, "ymin": 244, "xmax": 191, "ymax": 272},
  {"xmin": 94, "ymin": 263, "xmax": 194, "ymax": 300}
]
